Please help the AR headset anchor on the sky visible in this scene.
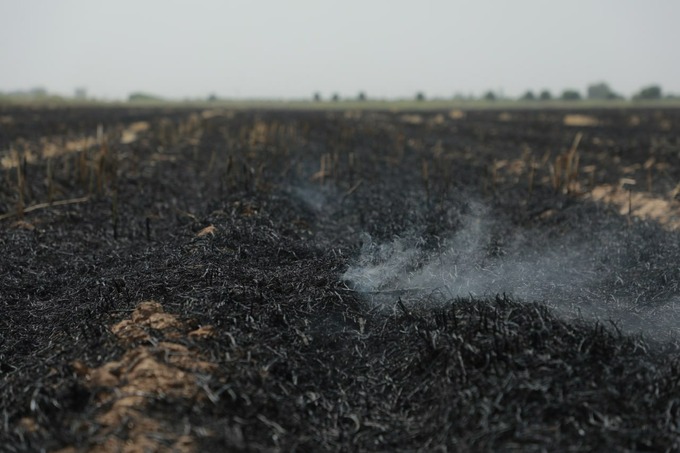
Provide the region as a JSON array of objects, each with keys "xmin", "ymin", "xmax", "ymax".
[{"xmin": 1, "ymin": 0, "xmax": 679, "ymax": 100}]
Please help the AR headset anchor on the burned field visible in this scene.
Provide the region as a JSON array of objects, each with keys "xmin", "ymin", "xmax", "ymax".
[{"xmin": 2, "ymin": 105, "xmax": 680, "ymax": 452}]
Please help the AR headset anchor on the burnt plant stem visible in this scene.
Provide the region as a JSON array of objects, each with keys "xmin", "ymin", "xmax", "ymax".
[
  {"xmin": 112, "ymin": 190, "xmax": 119, "ymax": 239},
  {"xmin": 422, "ymin": 159, "xmax": 430, "ymax": 205},
  {"xmin": 528, "ymin": 158, "xmax": 535, "ymax": 200},
  {"xmin": 16, "ymin": 155, "xmax": 25, "ymax": 219},
  {"xmin": 47, "ymin": 158, "xmax": 54, "ymax": 204}
]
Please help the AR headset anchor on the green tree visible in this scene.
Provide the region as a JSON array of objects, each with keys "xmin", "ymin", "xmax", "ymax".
[
  {"xmin": 561, "ymin": 89, "xmax": 581, "ymax": 101},
  {"xmin": 357, "ymin": 91, "xmax": 367, "ymax": 101},
  {"xmin": 634, "ymin": 85, "xmax": 662, "ymax": 100},
  {"xmin": 539, "ymin": 90, "xmax": 552, "ymax": 101},
  {"xmin": 415, "ymin": 92, "xmax": 426, "ymax": 101},
  {"xmin": 587, "ymin": 82, "xmax": 614, "ymax": 100},
  {"xmin": 331, "ymin": 93, "xmax": 340, "ymax": 102},
  {"xmin": 128, "ymin": 92, "xmax": 163, "ymax": 102},
  {"xmin": 483, "ymin": 91, "xmax": 496, "ymax": 101},
  {"xmin": 313, "ymin": 92, "xmax": 322, "ymax": 102},
  {"xmin": 520, "ymin": 90, "xmax": 535, "ymax": 101}
]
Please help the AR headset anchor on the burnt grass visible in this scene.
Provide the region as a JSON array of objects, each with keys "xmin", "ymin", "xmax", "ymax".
[{"xmin": 2, "ymin": 106, "xmax": 680, "ymax": 451}]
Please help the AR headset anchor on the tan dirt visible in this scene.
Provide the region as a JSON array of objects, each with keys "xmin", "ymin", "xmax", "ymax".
[
  {"xmin": 58, "ymin": 301, "xmax": 218, "ymax": 452},
  {"xmin": 590, "ymin": 184, "xmax": 680, "ymax": 230},
  {"xmin": 563, "ymin": 114, "xmax": 599, "ymax": 127}
]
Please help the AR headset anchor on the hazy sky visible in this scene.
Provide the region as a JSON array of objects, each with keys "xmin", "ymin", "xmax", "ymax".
[{"xmin": 1, "ymin": 0, "xmax": 678, "ymax": 100}]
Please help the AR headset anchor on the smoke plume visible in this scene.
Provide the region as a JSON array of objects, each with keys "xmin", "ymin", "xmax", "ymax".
[{"xmin": 343, "ymin": 202, "xmax": 680, "ymax": 339}]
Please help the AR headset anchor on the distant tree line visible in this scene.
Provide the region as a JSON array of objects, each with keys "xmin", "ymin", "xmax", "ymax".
[
  {"xmin": 0, "ymin": 87, "xmax": 68, "ymax": 102},
  {"xmin": 478, "ymin": 82, "xmax": 670, "ymax": 102},
  {"xmin": 307, "ymin": 83, "xmax": 675, "ymax": 103},
  {"xmin": 128, "ymin": 92, "xmax": 164, "ymax": 102},
  {"xmin": 0, "ymin": 83, "xmax": 675, "ymax": 104},
  {"xmin": 633, "ymin": 85, "xmax": 663, "ymax": 100}
]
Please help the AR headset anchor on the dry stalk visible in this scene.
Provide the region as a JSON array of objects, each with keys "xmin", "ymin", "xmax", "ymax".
[
  {"xmin": 312, "ymin": 154, "xmax": 331, "ymax": 184},
  {"xmin": 88, "ymin": 151, "xmax": 96, "ymax": 195},
  {"xmin": 643, "ymin": 157, "xmax": 655, "ymax": 192},
  {"xmin": 327, "ymin": 153, "xmax": 333, "ymax": 183},
  {"xmin": 332, "ymin": 152, "xmax": 339, "ymax": 181},
  {"xmin": 670, "ymin": 183, "xmax": 680, "ymax": 201},
  {"xmin": 348, "ymin": 152, "xmax": 355, "ymax": 184},
  {"xmin": 548, "ymin": 132, "xmax": 584, "ymax": 194},
  {"xmin": 242, "ymin": 163, "xmax": 251, "ymax": 191},
  {"xmin": 570, "ymin": 152, "xmax": 580, "ymax": 192},
  {"xmin": 319, "ymin": 154, "xmax": 326, "ymax": 185},
  {"xmin": 564, "ymin": 132, "xmax": 583, "ymax": 194},
  {"xmin": 111, "ymin": 188, "xmax": 119, "ymax": 239},
  {"xmin": 344, "ymin": 179, "xmax": 363, "ymax": 199},
  {"xmin": 47, "ymin": 158, "xmax": 54, "ymax": 203},
  {"xmin": 255, "ymin": 163, "xmax": 266, "ymax": 190},
  {"xmin": 108, "ymin": 147, "xmax": 119, "ymax": 194},
  {"xmin": 62, "ymin": 151, "xmax": 70, "ymax": 181},
  {"xmin": 549, "ymin": 157, "xmax": 561, "ymax": 192},
  {"xmin": 441, "ymin": 154, "xmax": 451, "ymax": 194},
  {"xmin": 582, "ymin": 165, "xmax": 597, "ymax": 191},
  {"xmin": 78, "ymin": 150, "xmax": 88, "ymax": 187},
  {"xmin": 490, "ymin": 160, "xmax": 498, "ymax": 193},
  {"xmin": 222, "ymin": 154, "xmax": 233, "ymax": 191},
  {"xmin": 422, "ymin": 159, "xmax": 430, "ymax": 202},
  {"xmin": 394, "ymin": 133, "xmax": 405, "ymax": 162},
  {"xmin": 527, "ymin": 157, "xmax": 535, "ymax": 199},
  {"xmin": 0, "ymin": 196, "xmax": 90, "ymax": 221},
  {"xmin": 208, "ymin": 148, "xmax": 217, "ymax": 172},
  {"xmin": 16, "ymin": 154, "xmax": 25, "ymax": 219},
  {"xmin": 97, "ymin": 140, "xmax": 110, "ymax": 194},
  {"xmin": 620, "ymin": 178, "xmax": 636, "ymax": 221},
  {"xmin": 541, "ymin": 150, "xmax": 551, "ymax": 167}
]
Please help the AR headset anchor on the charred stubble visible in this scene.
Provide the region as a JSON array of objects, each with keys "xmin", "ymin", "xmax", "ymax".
[{"xmin": 1, "ymin": 106, "xmax": 680, "ymax": 452}]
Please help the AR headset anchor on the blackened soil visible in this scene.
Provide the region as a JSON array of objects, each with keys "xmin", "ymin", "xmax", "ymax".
[{"xmin": 2, "ymin": 106, "xmax": 680, "ymax": 452}]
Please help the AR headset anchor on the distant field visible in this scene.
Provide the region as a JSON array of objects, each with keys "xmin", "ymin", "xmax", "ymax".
[{"xmin": 3, "ymin": 96, "xmax": 680, "ymax": 111}]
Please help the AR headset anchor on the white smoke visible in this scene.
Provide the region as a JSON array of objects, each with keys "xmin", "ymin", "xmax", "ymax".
[{"xmin": 343, "ymin": 202, "xmax": 680, "ymax": 338}]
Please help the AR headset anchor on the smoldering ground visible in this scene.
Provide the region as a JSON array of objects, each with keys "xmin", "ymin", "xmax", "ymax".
[
  {"xmin": 343, "ymin": 201, "xmax": 680, "ymax": 339},
  {"xmin": 4, "ymin": 107, "xmax": 680, "ymax": 452}
]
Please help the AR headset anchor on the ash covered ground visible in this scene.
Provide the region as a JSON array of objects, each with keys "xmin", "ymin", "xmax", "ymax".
[{"xmin": 2, "ymin": 106, "xmax": 680, "ymax": 451}]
